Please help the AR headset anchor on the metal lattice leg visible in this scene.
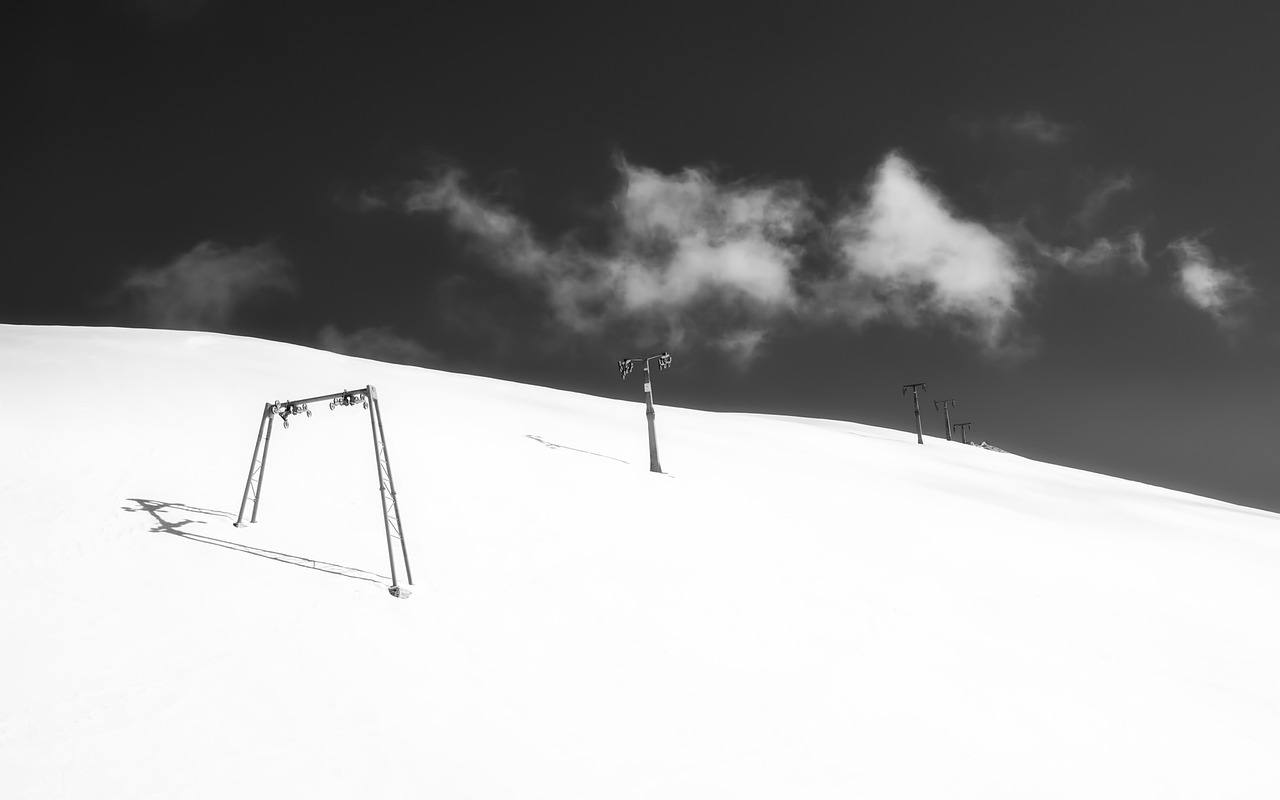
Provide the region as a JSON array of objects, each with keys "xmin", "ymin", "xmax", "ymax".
[
  {"xmin": 235, "ymin": 403, "xmax": 275, "ymax": 527},
  {"xmin": 366, "ymin": 386, "xmax": 413, "ymax": 597}
]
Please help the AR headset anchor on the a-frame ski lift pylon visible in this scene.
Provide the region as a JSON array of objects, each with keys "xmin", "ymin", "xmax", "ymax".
[{"xmin": 234, "ymin": 385, "xmax": 414, "ymax": 598}]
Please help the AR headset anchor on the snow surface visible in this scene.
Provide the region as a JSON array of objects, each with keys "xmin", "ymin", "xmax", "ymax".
[{"xmin": 2, "ymin": 324, "xmax": 1279, "ymax": 798}]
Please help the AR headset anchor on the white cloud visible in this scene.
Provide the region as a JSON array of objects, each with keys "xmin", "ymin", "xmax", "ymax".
[
  {"xmin": 317, "ymin": 325, "xmax": 440, "ymax": 367},
  {"xmin": 392, "ymin": 151, "xmax": 1243, "ymax": 362},
  {"xmin": 118, "ymin": 241, "xmax": 293, "ymax": 330},
  {"xmin": 402, "ymin": 162, "xmax": 810, "ymax": 358},
  {"xmin": 403, "ymin": 168, "xmax": 614, "ymax": 334},
  {"xmin": 403, "ymin": 155, "xmax": 1036, "ymax": 358},
  {"xmin": 611, "ymin": 161, "xmax": 808, "ymax": 313},
  {"xmin": 824, "ymin": 153, "xmax": 1032, "ymax": 354},
  {"xmin": 405, "ymin": 169, "xmax": 547, "ymax": 276},
  {"xmin": 1169, "ymin": 238, "xmax": 1252, "ymax": 326}
]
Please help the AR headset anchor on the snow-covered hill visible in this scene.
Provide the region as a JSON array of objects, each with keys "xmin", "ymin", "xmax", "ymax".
[{"xmin": 2, "ymin": 324, "xmax": 1279, "ymax": 798}]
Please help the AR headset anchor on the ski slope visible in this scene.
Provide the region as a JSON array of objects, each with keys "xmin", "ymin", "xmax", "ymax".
[{"xmin": 2, "ymin": 324, "xmax": 1279, "ymax": 799}]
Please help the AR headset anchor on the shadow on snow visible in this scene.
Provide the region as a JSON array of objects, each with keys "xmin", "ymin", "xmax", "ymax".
[
  {"xmin": 123, "ymin": 498, "xmax": 388, "ymax": 585},
  {"xmin": 525, "ymin": 434, "xmax": 629, "ymax": 464}
]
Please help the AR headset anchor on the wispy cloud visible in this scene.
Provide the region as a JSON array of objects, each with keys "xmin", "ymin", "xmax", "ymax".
[
  {"xmin": 317, "ymin": 325, "xmax": 440, "ymax": 367},
  {"xmin": 1006, "ymin": 112, "xmax": 1072, "ymax": 144},
  {"xmin": 1032, "ymin": 230, "xmax": 1148, "ymax": 276},
  {"xmin": 1074, "ymin": 172, "xmax": 1135, "ymax": 230},
  {"xmin": 391, "ymin": 154, "xmax": 1039, "ymax": 359},
  {"xmin": 333, "ymin": 190, "xmax": 390, "ymax": 213},
  {"xmin": 401, "ymin": 160, "xmax": 811, "ymax": 357},
  {"xmin": 1168, "ymin": 238, "xmax": 1252, "ymax": 327},
  {"xmin": 714, "ymin": 328, "xmax": 771, "ymax": 365},
  {"xmin": 958, "ymin": 111, "xmax": 1075, "ymax": 145},
  {"xmin": 823, "ymin": 153, "xmax": 1032, "ymax": 354},
  {"xmin": 377, "ymin": 148, "xmax": 1253, "ymax": 361},
  {"xmin": 116, "ymin": 241, "xmax": 293, "ymax": 330}
]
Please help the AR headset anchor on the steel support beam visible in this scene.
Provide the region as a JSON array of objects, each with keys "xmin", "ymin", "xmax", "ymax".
[
  {"xmin": 366, "ymin": 386, "xmax": 413, "ymax": 596},
  {"xmin": 235, "ymin": 402, "xmax": 275, "ymax": 527}
]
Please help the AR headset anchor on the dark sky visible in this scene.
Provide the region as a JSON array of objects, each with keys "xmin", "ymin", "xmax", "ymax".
[{"xmin": 7, "ymin": 1, "xmax": 1280, "ymax": 511}]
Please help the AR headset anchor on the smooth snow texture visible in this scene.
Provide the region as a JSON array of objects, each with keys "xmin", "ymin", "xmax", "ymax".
[{"xmin": 1, "ymin": 324, "xmax": 1278, "ymax": 799}]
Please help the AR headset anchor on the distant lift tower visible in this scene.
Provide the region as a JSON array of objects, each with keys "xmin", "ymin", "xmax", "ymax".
[
  {"xmin": 234, "ymin": 385, "xmax": 414, "ymax": 598},
  {"xmin": 901, "ymin": 382, "xmax": 927, "ymax": 445},
  {"xmin": 934, "ymin": 398, "xmax": 958, "ymax": 441}
]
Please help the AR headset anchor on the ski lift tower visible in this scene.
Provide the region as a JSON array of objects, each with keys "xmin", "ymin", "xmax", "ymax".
[
  {"xmin": 902, "ymin": 382, "xmax": 927, "ymax": 445},
  {"xmin": 233, "ymin": 385, "xmax": 414, "ymax": 598},
  {"xmin": 618, "ymin": 351, "xmax": 672, "ymax": 473}
]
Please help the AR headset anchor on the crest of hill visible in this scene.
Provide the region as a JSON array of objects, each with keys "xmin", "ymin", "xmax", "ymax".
[{"xmin": 1, "ymin": 324, "xmax": 1279, "ymax": 799}]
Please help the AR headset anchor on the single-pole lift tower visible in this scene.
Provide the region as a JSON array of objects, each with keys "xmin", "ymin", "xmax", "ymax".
[
  {"xmin": 902, "ymin": 382, "xmax": 927, "ymax": 445},
  {"xmin": 934, "ymin": 398, "xmax": 958, "ymax": 441},
  {"xmin": 234, "ymin": 385, "xmax": 414, "ymax": 598},
  {"xmin": 618, "ymin": 351, "xmax": 672, "ymax": 473}
]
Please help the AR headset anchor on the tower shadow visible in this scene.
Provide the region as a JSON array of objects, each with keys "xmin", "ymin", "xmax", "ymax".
[
  {"xmin": 123, "ymin": 498, "xmax": 388, "ymax": 585},
  {"xmin": 525, "ymin": 434, "xmax": 629, "ymax": 463}
]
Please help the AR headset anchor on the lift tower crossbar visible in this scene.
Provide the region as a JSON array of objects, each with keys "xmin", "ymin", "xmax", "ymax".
[{"xmin": 234, "ymin": 385, "xmax": 414, "ymax": 598}]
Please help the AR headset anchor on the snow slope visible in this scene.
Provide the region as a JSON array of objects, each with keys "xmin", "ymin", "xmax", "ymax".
[{"xmin": 2, "ymin": 324, "xmax": 1279, "ymax": 799}]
